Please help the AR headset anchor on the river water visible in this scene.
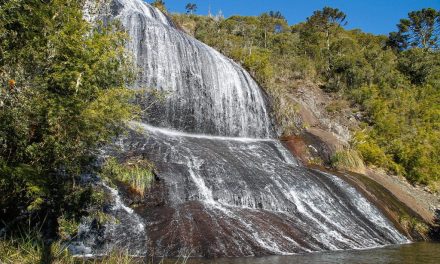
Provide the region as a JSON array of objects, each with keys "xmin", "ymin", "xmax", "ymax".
[{"xmin": 164, "ymin": 242, "xmax": 440, "ymax": 264}]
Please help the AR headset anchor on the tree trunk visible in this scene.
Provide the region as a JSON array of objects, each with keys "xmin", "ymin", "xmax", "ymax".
[
  {"xmin": 326, "ymin": 27, "xmax": 331, "ymax": 76},
  {"xmin": 264, "ymin": 29, "xmax": 267, "ymax": 49}
]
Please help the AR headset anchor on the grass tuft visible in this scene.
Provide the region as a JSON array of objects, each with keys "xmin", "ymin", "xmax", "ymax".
[
  {"xmin": 331, "ymin": 148, "xmax": 365, "ymax": 173},
  {"xmin": 102, "ymin": 157, "xmax": 155, "ymax": 196}
]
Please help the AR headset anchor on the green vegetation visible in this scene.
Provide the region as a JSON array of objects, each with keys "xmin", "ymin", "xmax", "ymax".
[
  {"xmin": 0, "ymin": 0, "xmax": 140, "ymax": 261},
  {"xmin": 185, "ymin": 3, "xmax": 197, "ymax": 15},
  {"xmin": 151, "ymin": 0, "xmax": 167, "ymax": 13},
  {"xmin": 0, "ymin": 233, "xmax": 141, "ymax": 263},
  {"xmin": 399, "ymin": 214, "xmax": 431, "ymax": 240},
  {"xmin": 102, "ymin": 157, "xmax": 155, "ymax": 196},
  {"xmin": 388, "ymin": 8, "xmax": 439, "ymax": 51},
  {"xmin": 1, "ymin": 228, "xmax": 190, "ymax": 263},
  {"xmin": 1, "ymin": 0, "xmax": 439, "ymax": 261},
  {"xmin": 171, "ymin": 7, "xmax": 440, "ymax": 190},
  {"xmin": 0, "ymin": 230, "xmax": 73, "ymax": 264}
]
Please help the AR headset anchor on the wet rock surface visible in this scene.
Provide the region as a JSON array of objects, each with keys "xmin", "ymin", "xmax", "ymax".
[{"xmin": 99, "ymin": 125, "xmax": 408, "ymax": 257}]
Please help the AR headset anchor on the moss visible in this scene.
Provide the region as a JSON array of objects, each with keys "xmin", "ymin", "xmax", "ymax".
[
  {"xmin": 399, "ymin": 214, "xmax": 430, "ymax": 240},
  {"xmin": 58, "ymin": 216, "xmax": 80, "ymax": 241}
]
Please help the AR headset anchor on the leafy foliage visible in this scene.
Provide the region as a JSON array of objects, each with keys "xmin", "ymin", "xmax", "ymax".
[
  {"xmin": 0, "ymin": 0, "xmax": 137, "ymax": 237},
  {"xmin": 388, "ymin": 8, "xmax": 440, "ymax": 51}
]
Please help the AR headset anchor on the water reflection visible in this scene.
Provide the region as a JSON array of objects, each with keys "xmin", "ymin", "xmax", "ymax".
[{"xmin": 163, "ymin": 243, "xmax": 440, "ymax": 264}]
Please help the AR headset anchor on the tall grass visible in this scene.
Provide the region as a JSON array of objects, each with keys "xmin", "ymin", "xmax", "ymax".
[
  {"xmin": 0, "ymin": 229, "xmax": 75, "ymax": 264},
  {"xmin": 331, "ymin": 149, "xmax": 366, "ymax": 173},
  {"xmin": 0, "ymin": 238, "xmax": 141, "ymax": 263},
  {"xmin": 1, "ymin": 236, "xmax": 189, "ymax": 263},
  {"xmin": 102, "ymin": 157, "xmax": 155, "ymax": 196}
]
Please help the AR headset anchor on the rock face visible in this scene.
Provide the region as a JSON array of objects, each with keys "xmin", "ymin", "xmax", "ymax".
[
  {"xmin": 106, "ymin": 124, "xmax": 407, "ymax": 257},
  {"xmin": 78, "ymin": 0, "xmax": 410, "ymax": 257},
  {"xmin": 278, "ymin": 80, "xmax": 359, "ymax": 166}
]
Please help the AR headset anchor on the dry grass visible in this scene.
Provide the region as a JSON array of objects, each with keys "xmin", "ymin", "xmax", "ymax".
[{"xmin": 331, "ymin": 149, "xmax": 366, "ymax": 174}]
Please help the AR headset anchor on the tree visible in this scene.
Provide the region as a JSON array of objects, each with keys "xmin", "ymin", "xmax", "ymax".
[
  {"xmin": 0, "ymin": 0, "xmax": 137, "ymax": 237},
  {"xmin": 306, "ymin": 7, "xmax": 347, "ymax": 51},
  {"xmin": 388, "ymin": 8, "xmax": 440, "ymax": 51},
  {"xmin": 151, "ymin": 0, "xmax": 167, "ymax": 13},
  {"xmin": 258, "ymin": 12, "xmax": 288, "ymax": 48},
  {"xmin": 185, "ymin": 3, "xmax": 197, "ymax": 15},
  {"xmin": 397, "ymin": 48, "xmax": 437, "ymax": 84},
  {"xmin": 259, "ymin": 13, "xmax": 272, "ymax": 48},
  {"xmin": 304, "ymin": 7, "xmax": 348, "ymax": 84},
  {"xmin": 268, "ymin": 11, "xmax": 285, "ymax": 20}
]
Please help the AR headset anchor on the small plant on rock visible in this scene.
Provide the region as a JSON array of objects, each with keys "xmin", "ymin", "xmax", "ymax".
[{"xmin": 102, "ymin": 157, "xmax": 155, "ymax": 196}]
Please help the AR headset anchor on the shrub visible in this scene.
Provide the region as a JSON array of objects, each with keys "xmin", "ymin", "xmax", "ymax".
[{"xmin": 0, "ymin": 0, "xmax": 138, "ymax": 236}]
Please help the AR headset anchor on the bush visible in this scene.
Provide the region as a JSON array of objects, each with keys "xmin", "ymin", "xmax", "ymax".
[
  {"xmin": 353, "ymin": 131, "xmax": 401, "ymax": 173},
  {"xmin": 0, "ymin": 0, "xmax": 138, "ymax": 245}
]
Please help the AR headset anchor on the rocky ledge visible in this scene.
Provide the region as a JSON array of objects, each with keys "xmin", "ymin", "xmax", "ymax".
[{"xmin": 279, "ymin": 80, "xmax": 439, "ymax": 240}]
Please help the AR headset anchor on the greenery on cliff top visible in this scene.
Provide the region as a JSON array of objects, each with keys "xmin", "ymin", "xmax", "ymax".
[{"xmin": 171, "ymin": 8, "xmax": 440, "ymax": 190}]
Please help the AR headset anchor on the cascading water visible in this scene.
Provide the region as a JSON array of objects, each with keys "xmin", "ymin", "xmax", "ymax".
[
  {"xmin": 69, "ymin": 181, "xmax": 147, "ymax": 256},
  {"xmin": 86, "ymin": 0, "xmax": 274, "ymax": 138},
  {"xmin": 110, "ymin": 123, "xmax": 407, "ymax": 257},
  {"xmin": 78, "ymin": 0, "xmax": 409, "ymax": 257}
]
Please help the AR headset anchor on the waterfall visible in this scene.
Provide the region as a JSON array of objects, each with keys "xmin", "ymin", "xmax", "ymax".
[
  {"xmin": 79, "ymin": 0, "xmax": 409, "ymax": 257},
  {"xmin": 86, "ymin": 0, "xmax": 274, "ymax": 138},
  {"xmin": 111, "ymin": 122, "xmax": 407, "ymax": 257}
]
